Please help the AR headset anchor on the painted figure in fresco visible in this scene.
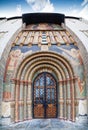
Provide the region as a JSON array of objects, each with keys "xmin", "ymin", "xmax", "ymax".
[
  {"xmin": 26, "ymin": 23, "xmax": 63, "ymax": 30},
  {"xmin": 27, "ymin": 23, "xmax": 54, "ymax": 30},
  {"xmin": 59, "ymin": 47, "xmax": 83, "ymax": 66},
  {"xmin": 58, "ymin": 47, "xmax": 86, "ymax": 97},
  {"xmin": 50, "ymin": 24, "xmax": 63, "ymax": 30},
  {"xmin": 37, "ymin": 23, "xmax": 53, "ymax": 30},
  {"xmin": 58, "ymin": 47, "xmax": 84, "ymax": 78},
  {"xmin": 30, "ymin": 23, "xmax": 53, "ymax": 30},
  {"xmin": 3, "ymin": 49, "xmax": 23, "ymax": 100},
  {"xmin": 4, "ymin": 49, "xmax": 23, "ymax": 81},
  {"xmin": 77, "ymin": 77, "xmax": 86, "ymax": 96},
  {"xmin": 7, "ymin": 49, "xmax": 23, "ymax": 71}
]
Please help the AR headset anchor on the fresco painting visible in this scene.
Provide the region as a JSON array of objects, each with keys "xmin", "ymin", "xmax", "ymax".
[
  {"xmin": 7, "ymin": 49, "xmax": 23, "ymax": 71},
  {"xmin": 59, "ymin": 46, "xmax": 86, "ymax": 97},
  {"xmin": 26, "ymin": 23, "xmax": 64, "ymax": 30},
  {"xmin": 3, "ymin": 49, "xmax": 23, "ymax": 100},
  {"xmin": 77, "ymin": 77, "xmax": 86, "ymax": 97},
  {"xmin": 3, "ymin": 43, "xmax": 86, "ymax": 100},
  {"xmin": 50, "ymin": 45, "xmax": 86, "ymax": 97}
]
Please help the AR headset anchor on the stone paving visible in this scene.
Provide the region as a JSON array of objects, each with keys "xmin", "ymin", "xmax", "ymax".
[{"xmin": 0, "ymin": 119, "xmax": 88, "ymax": 130}]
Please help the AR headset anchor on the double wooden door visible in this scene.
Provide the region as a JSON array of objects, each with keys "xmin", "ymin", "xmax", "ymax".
[{"xmin": 33, "ymin": 72, "xmax": 57, "ymax": 118}]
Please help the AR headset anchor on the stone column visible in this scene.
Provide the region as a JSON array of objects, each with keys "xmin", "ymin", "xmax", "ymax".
[
  {"xmin": 38, "ymin": 36, "xmax": 42, "ymax": 46},
  {"xmin": 15, "ymin": 80, "xmax": 20, "ymax": 122},
  {"xmin": 63, "ymin": 81, "xmax": 67, "ymax": 120},
  {"xmin": 70, "ymin": 78, "xmax": 75, "ymax": 122},
  {"xmin": 27, "ymin": 81, "xmax": 32, "ymax": 119},
  {"xmin": 19, "ymin": 102, "xmax": 24, "ymax": 121},
  {"xmin": 59, "ymin": 81, "xmax": 64, "ymax": 119},
  {"xmin": 10, "ymin": 80, "xmax": 15, "ymax": 123},
  {"xmin": 66, "ymin": 79, "xmax": 71, "ymax": 120},
  {"xmin": 19, "ymin": 82, "xmax": 24, "ymax": 121},
  {"xmin": 11, "ymin": 80, "xmax": 15, "ymax": 100},
  {"xmin": 11, "ymin": 102, "xmax": 15, "ymax": 123},
  {"xmin": 47, "ymin": 36, "xmax": 51, "ymax": 46},
  {"xmin": 67, "ymin": 102, "xmax": 71, "ymax": 120},
  {"xmin": 23, "ymin": 82, "xmax": 27, "ymax": 120},
  {"xmin": 71, "ymin": 79, "xmax": 75, "ymax": 122}
]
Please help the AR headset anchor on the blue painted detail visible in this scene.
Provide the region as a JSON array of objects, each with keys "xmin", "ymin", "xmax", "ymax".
[
  {"xmin": 49, "ymin": 44, "xmax": 78, "ymax": 54},
  {"xmin": 11, "ymin": 45, "xmax": 41, "ymax": 53},
  {"xmin": 49, "ymin": 45, "xmax": 62, "ymax": 53}
]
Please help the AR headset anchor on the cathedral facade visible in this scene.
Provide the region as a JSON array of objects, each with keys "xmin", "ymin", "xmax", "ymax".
[{"xmin": 0, "ymin": 13, "xmax": 88, "ymax": 124}]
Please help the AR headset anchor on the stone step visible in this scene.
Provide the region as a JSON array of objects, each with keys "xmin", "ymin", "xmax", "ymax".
[{"xmin": 0, "ymin": 119, "xmax": 88, "ymax": 130}]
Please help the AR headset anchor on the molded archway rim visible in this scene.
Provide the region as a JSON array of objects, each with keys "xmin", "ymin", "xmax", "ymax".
[
  {"xmin": 13, "ymin": 51, "xmax": 76, "ymax": 122},
  {"xmin": 13, "ymin": 51, "xmax": 75, "ymax": 80}
]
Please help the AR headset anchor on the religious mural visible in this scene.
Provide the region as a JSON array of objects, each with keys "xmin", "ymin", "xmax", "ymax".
[
  {"xmin": 3, "ymin": 49, "xmax": 23, "ymax": 100},
  {"xmin": 7, "ymin": 49, "xmax": 23, "ymax": 71},
  {"xmin": 58, "ymin": 46, "xmax": 86, "ymax": 97},
  {"xmin": 26, "ymin": 23, "xmax": 64, "ymax": 30},
  {"xmin": 2, "ymin": 28, "xmax": 87, "ymax": 122},
  {"xmin": 49, "ymin": 45, "xmax": 86, "ymax": 97},
  {"xmin": 3, "ymin": 44, "xmax": 86, "ymax": 100}
]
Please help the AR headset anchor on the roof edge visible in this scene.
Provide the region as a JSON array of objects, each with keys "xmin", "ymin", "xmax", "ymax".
[{"xmin": 22, "ymin": 13, "xmax": 65, "ymax": 25}]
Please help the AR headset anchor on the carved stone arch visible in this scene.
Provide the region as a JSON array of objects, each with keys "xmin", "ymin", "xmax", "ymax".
[
  {"xmin": 14, "ymin": 51, "xmax": 74, "ymax": 79},
  {"xmin": 10, "ymin": 51, "xmax": 76, "ymax": 122}
]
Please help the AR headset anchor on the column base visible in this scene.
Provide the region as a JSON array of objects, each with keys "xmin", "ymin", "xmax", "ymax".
[
  {"xmin": 77, "ymin": 115, "xmax": 88, "ymax": 124},
  {"xmin": 1, "ymin": 117, "xmax": 11, "ymax": 125}
]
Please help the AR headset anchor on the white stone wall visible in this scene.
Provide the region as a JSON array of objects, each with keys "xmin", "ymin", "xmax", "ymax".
[
  {"xmin": 79, "ymin": 99, "xmax": 87, "ymax": 115},
  {"xmin": 0, "ymin": 19, "xmax": 22, "ymax": 125},
  {"xmin": 65, "ymin": 18, "xmax": 88, "ymax": 124},
  {"xmin": 0, "ymin": 19, "xmax": 22, "ymax": 59},
  {"xmin": 65, "ymin": 18, "xmax": 88, "ymax": 51}
]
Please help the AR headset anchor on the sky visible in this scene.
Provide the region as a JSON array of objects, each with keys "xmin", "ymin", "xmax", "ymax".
[{"xmin": 0, "ymin": 0, "xmax": 88, "ymax": 20}]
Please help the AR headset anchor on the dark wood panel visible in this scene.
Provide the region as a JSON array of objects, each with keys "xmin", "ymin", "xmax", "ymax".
[{"xmin": 34, "ymin": 104, "xmax": 44, "ymax": 118}]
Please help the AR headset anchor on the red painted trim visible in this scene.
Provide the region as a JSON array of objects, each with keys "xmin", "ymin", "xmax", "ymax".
[
  {"xmin": 58, "ymin": 77, "xmax": 77, "ymax": 83},
  {"xmin": 11, "ymin": 78, "xmax": 32, "ymax": 85}
]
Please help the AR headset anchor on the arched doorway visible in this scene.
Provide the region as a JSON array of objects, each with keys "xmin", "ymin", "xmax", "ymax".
[
  {"xmin": 3, "ymin": 51, "xmax": 79, "ymax": 122},
  {"xmin": 12, "ymin": 51, "xmax": 76, "ymax": 122},
  {"xmin": 33, "ymin": 72, "xmax": 58, "ymax": 118}
]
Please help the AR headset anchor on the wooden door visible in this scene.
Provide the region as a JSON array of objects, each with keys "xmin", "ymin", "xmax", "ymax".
[{"xmin": 33, "ymin": 72, "xmax": 57, "ymax": 118}]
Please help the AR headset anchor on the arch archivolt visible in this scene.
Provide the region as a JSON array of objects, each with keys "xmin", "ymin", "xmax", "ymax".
[
  {"xmin": 10, "ymin": 51, "xmax": 77, "ymax": 122},
  {"xmin": 14, "ymin": 51, "xmax": 74, "ymax": 78}
]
